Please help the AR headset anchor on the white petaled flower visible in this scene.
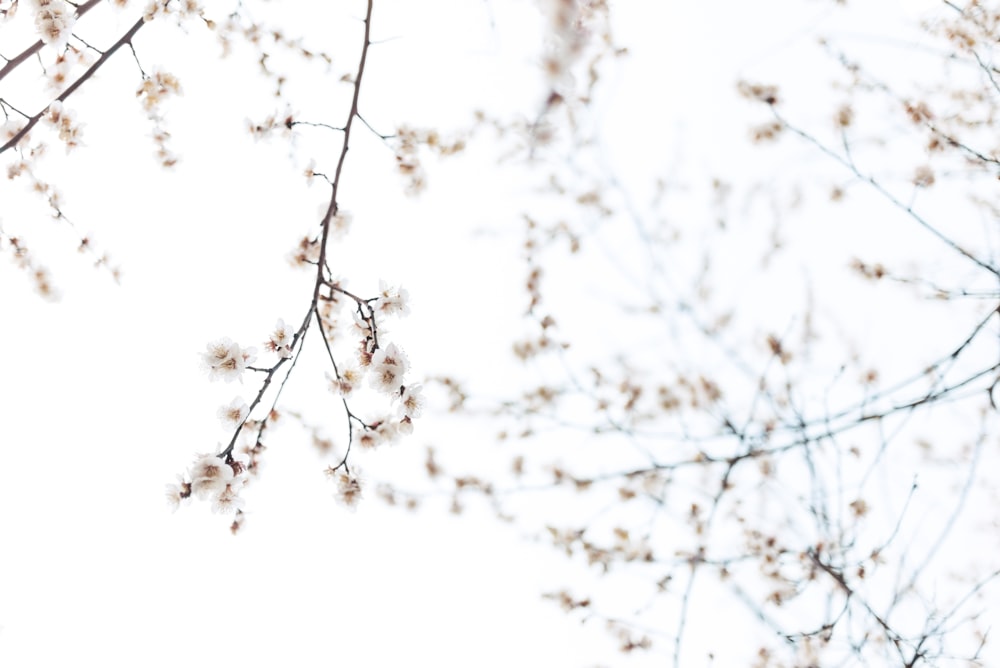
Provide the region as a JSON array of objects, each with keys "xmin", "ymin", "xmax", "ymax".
[
  {"xmin": 201, "ymin": 337, "xmax": 256, "ymax": 383},
  {"xmin": 351, "ymin": 310, "xmax": 373, "ymax": 339},
  {"xmin": 165, "ymin": 478, "xmax": 190, "ymax": 511},
  {"xmin": 34, "ymin": 0, "xmax": 75, "ymax": 48},
  {"xmin": 46, "ymin": 54, "xmax": 73, "ymax": 93},
  {"xmin": 398, "ymin": 383, "xmax": 424, "ymax": 419},
  {"xmin": 1, "ymin": 118, "xmax": 26, "ymax": 144},
  {"xmin": 211, "ymin": 485, "xmax": 245, "ymax": 514},
  {"xmin": 374, "ymin": 419, "xmax": 399, "ymax": 444},
  {"xmin": 327, "ymin": 363, "xmax": 362, "ymax": 397},
  {"xmin": 42, "ymin": 100, "xmax": 83, "ymax": 150},
  {"xmin": 335, "ymin": 469, "xmax": 363, "ymax": 509},
  {"xmin": 397, "ymin": 417, "xmax": 414, "ymax": 435},
  {"xmin": 190, "ymin": 454, "xmax": 234, "ymax": 500},
  {"xmin": 216, "ymin": 396, "xmax": 249, "ymax": 429},
  {"xmin": 288, "ymin": 236, "xmax": 321, "ymax": 268},
  {"xmin": 328, "ymin": 211, "xmax": 351, "ymax": 239},
  {"xmin": 143, "ymin": 0, "xmax": 169, "ymax": 22},
  {"xmin": 136, "ymin": 70, "xmax": 181, "ymax": 111},
  {"xmin": 229, "ymin": 451, "xmax": 251, "ymax": 483},
  {"xmin": 266, "ymin": 318, "xmax": 294, "ymax": 358},
  {"xmin": 357, "ymin": 429, "xmax": 381, "ymax": 450},
  {"xmin": 369, "ymin": 342, "xmax": 409, "ymax": 394},
  {"xmin": 374, "ymin": 279, "xmax": 410, "ymax": 317}
]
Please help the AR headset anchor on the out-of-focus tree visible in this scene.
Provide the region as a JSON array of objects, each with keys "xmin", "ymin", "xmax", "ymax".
[{"xmin": 386, "ymin": 1, "xmax": 1000, "ymax": 665}]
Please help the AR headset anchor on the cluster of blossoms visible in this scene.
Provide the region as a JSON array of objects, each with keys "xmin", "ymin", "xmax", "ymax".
[
  {"xmin": 172, "ymin": 279, "xmax": 422, "ymax": 525},
  {"xmin": 318, "ymin": 281, "xmax": 424, "ymax": 505},
  {"xmin": 539, "ymin": 0, "xmax": 605, "ymax": 86},
  {"xmin": 37, "ymin": 46, "xmax": 96, "ymax": 96},
  {"xmin": 374, "ymin": 279, "xmax": 410, "ymax": 317},
  {"xmin": 392, "ymin": 127, "xmax": 465, "ymax": 196},
  {"xmin": 166, "ymin": 452, "xmax": 249, "ymax": 514},
  {"xmin": 332, "ymin": 283, "xmax": 423, "ymax": 452},
  {"xmin": 135, "ymin": 70, "xmax": 182, "ymax": 113},
  {"xmin": 43, "ymin": 101, "xmax": 82, "ymax": 151},
  {"xmin": 135, "ymin": 70, "xmax": 182, "ymax": 167},
  {"xmin": 200, "ymin": 337, "xmax": 257, "ymax": 382},
  {"xmin": 264, "ymin": 318, "xmax": 294, "ymax": 358}
]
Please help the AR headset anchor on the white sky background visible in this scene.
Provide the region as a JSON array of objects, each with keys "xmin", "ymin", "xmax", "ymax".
[{"xmin": 1, "ymin": 0, "xmax": 995, "ymax": 666}]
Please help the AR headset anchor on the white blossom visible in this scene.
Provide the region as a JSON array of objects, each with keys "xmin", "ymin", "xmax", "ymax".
[
  {"xmin": 327, "ymin": 363, "xmax": 362, "ymax": 397},
  {"xmin": 33, "ymin": 0, "xmax": 75, "ymax": 48},
  {"xmin": 351, "ymin": 310, "xmax": 374, "ymax": 340},
  {"xmin": 45, "ymin": 54, "xmax": 73, "ymax": 93},
  {"xmin": 369, "ymin": 342, "xmax": 409, "ymax": 394},
  {"xmin": 1, "ymin": 118, "xmax": 26, "ymax": 145},
  {"xmin": 327, "ymin": 210, "xmax": 351, "ymax": 239},
  {"xmin": 332, "ymin": 468, "xmax": 362, "ymax": 509},
  {"xmin": 357, "ymin": 429, "xmax": 381, "ymax": 450},
  {"xmin": 374, "ymin": 279, "xmax": 410, "ymax": 317},
  {"xmin": 143, "ymin": 0, "xmax": 169, "ymax": 22},
  {"xmin": 189, "ymin": 454, "xmax": 234, "ymax": 500},
  {"xmin": 43, "ymin": 100, "xmax": 83, "ymax": 151},
  {"xmin": 398, "ymin": 383, "xmax": 424, "ymax": 419},
  {"xmin": 211, "ymin": 484, "xmax": 245, "ymax": 514},
  {"xmin": 216, "ymin": 396, "xmax": 249, "ymax": 429},
  {"xmin": 373, "ymin": 419, "xmax": 399, "ymax": 444},
  {"xmin": 201, "ymin": 337, "xmax": 256, "ymax": 383},
  {"xmin": 136, "ymin": 70, "xmax": 181, "ymax": 111},
  {"xmin": 165, "ymin": 478, "xmax": 189, "ymax": 511},
  {"xmin": 229, "ymin": 451, "xmax": 251, "ymax": 483},
  {"xmin": 266, "ymin": 318, "xmax": 294, "ymax": 358}
]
